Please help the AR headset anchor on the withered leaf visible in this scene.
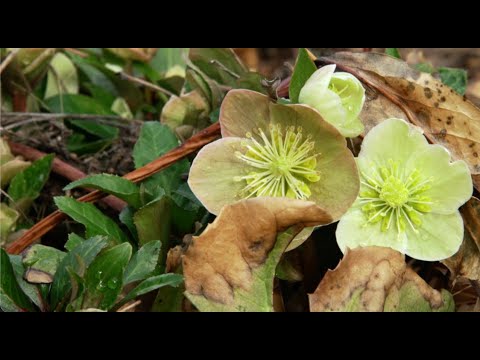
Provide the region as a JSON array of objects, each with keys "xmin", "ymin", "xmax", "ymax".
[
  {"xmin": 183, "ymin": 197, "xmax": 332, "ymax": 312},
  {"xmin": 443, "ymin": 197, "xmax": 480, "ymax": 281},
  {"xmin": 309, "ymin": 246, "xmax": 454, "ymax": 312},
  {"xmin": 318, "ymin": 52, "xmax": 480, "ymax": 190}
]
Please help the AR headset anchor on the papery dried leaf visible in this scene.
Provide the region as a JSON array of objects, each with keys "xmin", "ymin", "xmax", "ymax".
[
  {"xmin": 443, "ymin": 197, "xmax": 480, "ymax": 280},
  {"xmin": 309, "ymin": 246, "xmax": 454, "ymax": 312},
  {"xmin": 318, "ymin": 52, "xmax": 480, "ymax": 190},
  {"xmin": 183, "ymin": 197, "xmax": 333, "ymax": 312}
]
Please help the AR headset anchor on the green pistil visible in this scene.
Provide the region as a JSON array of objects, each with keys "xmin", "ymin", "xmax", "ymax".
[
  {"xmin": 234, "ymin": 124, "xmax": 320, "ymax": 200},
  {"xmin": 359, "ymin": 159, "xmax": 434, "ymax": 233}
]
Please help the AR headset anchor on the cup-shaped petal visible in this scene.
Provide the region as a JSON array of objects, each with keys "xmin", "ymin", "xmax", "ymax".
[{"xmin": 299, "ymin": 65, "xmax": 366, "ymax": 138}]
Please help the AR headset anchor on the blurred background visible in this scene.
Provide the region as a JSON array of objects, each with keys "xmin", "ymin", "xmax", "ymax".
[{"xmin": 234, "ymin": 48, "xmax": 480, "ymax": 105}]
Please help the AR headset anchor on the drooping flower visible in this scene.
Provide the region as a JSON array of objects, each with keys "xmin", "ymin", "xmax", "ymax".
[
  {"xmin": 188, "ymin": 89, "xmax": 360, "ymax": 249},
  {"xmin": 299, "ymin": 64, "xmax": 365, "ymax": 138},
  {"xmin": 336, "ymin": 118, "xmax": 473, "ymax": 261}
]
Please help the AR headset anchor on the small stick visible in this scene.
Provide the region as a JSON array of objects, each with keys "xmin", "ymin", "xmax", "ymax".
[
  {"xmin": 6, "ymin": 122, "xmax": 221, "ymax": 255},
  {"xmin": 120, "ymin": 72, "xmax": 176, "ymax": 97},
  {"xmin": 0, "ymin": 48, "xmax": 21, "ymax": 75},
  {"xmin": 7, "ymin": 141, "xmax": 127, "ymax": 212}
]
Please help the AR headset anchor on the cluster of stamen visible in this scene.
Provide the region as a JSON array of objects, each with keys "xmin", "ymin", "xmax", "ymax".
[
  {"xmin": 234, "ymin": 124, "xmax": 320, "ymax": 200},
  {"xmin": 359, "ymin": 159, "xmax": 434, "ymax": 233}
]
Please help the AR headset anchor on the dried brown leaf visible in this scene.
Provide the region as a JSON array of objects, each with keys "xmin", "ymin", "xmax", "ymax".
[
  {"xmin": 443, "ymin": 197, "xmax": 480, "ymax": 280},
  {"xmin": 183, "ymin": 197, "xmax": 333, "ymax": 311},
  {"xmin": 309, "ymin": 246, "xmax": 454, "ymax": 312},
  {"xmin": 319, "ymin": 52, "xmax": 480, "ymax": 190}
]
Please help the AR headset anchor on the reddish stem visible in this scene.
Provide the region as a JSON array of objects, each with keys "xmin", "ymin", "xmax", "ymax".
[
  {"xmin": 8, "ymin": 141, "xmax": 127, "ymax": 212},
  {"xmin": 6, "ymin": 122, "xmax": 221, "ymax": 255}
]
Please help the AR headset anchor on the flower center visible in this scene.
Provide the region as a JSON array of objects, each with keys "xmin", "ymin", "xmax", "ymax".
[
  {"xmin": 379, "ymin": 176, "xmax": 409, "ymax": 208},
  {"xmin": 234, "ymin": 124, "xmax": 320, "ymax": 200},
  {"xmin": 358, "ymin": 159, "xmax": 434, "ymax": 233}
]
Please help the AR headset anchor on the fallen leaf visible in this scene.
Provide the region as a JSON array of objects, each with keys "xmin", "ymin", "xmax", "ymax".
[
  {"xmin": 443, "ymin": 197, "xmax": 480, "ymax": 280},
  {"xmin": 309, "ymin": 246, "xmax": 454, "ymax": 312},
  {"xmin": 317, "ymin": 51, "xmax": 480, "ymax": 190},
  {"xmin": 183, "ymin": 197, "xmax": 332, "ymax": 312},
  {"xmin": 24, "ymin": 269, "xmax": 53, "ymax": 283}
]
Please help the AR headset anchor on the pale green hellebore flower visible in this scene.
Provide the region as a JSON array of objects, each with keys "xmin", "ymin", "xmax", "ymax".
[
  {"xmin": 336, "ymin": 118, "xmax": 473, "ymax": 261},
  {"xmin": 299, "ymin": 64, "xmax": 365, "ymax": 138},
  {"xmin": 188, "ymin": 89, "xmax": 360, "ymax": 249}
]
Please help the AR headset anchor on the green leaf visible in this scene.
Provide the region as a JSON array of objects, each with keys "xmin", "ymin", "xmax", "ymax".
[
  {"xmin": 50, "ymin": 235, "xmax": 108, "ymax": 309},
  {"xmin": 151, "ymin": 48, "xmax": 189, "ymax": 77},
  {"xmin": 115, "ymin": 273, "xmax": 183, "ymax": 309},
  {"xmin": 9, "ymin": 255, "xmax": 45, "ymax": 310},
  {"xmin": 84, "ymin": 83, "xmax": 116, "ymax": 108},
  {"xmin": 414, "ymin": 62, "xmax": 436, "ymax": 74},
  {"xmin": 189, "ymin": 48, "xmax": 247, "ymax": 87},
  {"xmin": 289, "ymin": 48, "xmax": 317, "ymax": 103},
  {"xmin": 65, "ymin": 233, "xmax": 84, "ymax": 251},
  {"xmin": 133, "ymin": 61, "xmax": 161, "ymax": 83},
  {"xmin": 438, "ymin": 67, "xmax": 468, "ymax": 95},
  {"xmin": 134, "ymin": 197, "xmax": 171, "ymax": 249},
  {"xmin": 64, "ymin": 174, "xmax": 142, "ymax": 209},
  {"xmin": 67, "ymin": 120, "xmax": 118, "ymax": 139},
  {"xmin": 152, "ymin": 265, "xmax": 185, "ymax": 312},
  {"xmin": 54, "ymin": 196, "xmax": 130, "ymax": 245},
  {"xmin": 236, "ymin": 72, "xmax": 269, "ymax": 94},
  {"xmin": 66, "ymin": 132, "xmax": 116, "ymax": 155},
  {"xmin": 119, "ymin": 206, "xmax": 138, "ymax": 241},
  {"xmin": 83, "ymin": 242, "xmax": 132, "ymax": 310},
  {"xmin": 45, "ymin": 92, "xmax": 119, "ymax": 155},
  {"xmin": 65, "ymin": 268, "xmax": 86, "ymax": 312},
  {"xmin": 133, "ymin": 122, "xmax": 180, "ymax": 168},
  {"xmin": 133, "ymin": 122, "xmax": 189, "ymax": 197},
  {"xmin": 69, "ymin": 54, "xmax": 118, "ymax": 95},
  {"xmin": 45, "ymin": 94, "xmax": 113, "ymax": 115},
  {"xmin": 8, "ymin": 154, "xmax": 54, "ymax": 212},
  {"xmin": 123, "ymin": 240, "xmax": 161, "ymax": 285},
  {"xmin": 172, "ymin": 183, "xmax": 201, "ymax": 211},
  {"xmin": 385, "ymin": 48, "xmax": 401, "ymax": 59},
  {"xmin": 0, "ymin": 248, "xmax": 34, "ymax": 312},
  {"xmin": 22, "ymin": 245, "xmax": 66, "ymax": 283},
  {"xmin": 44, "ymin": 53, "xmax": 79, "ymax": 99}
]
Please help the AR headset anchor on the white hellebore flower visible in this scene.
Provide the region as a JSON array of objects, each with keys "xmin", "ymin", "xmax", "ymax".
[{"xmin": 299, "ymin": 64, "xmax": 366, "ymax": 138}]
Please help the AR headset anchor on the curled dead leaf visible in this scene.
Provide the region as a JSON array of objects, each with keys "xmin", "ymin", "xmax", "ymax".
[
  {"xmin": 309, "ymin": 246, "xmax": 454, "ymax": 312},
  {"xmin": 24, "ymin": 269, "xmax": 53, "ymax": 284},
  {"xmin": 317, "ymin": 52, "xmax": 480, "ymax": 190},
  {"xmin": 183, "ymin": 197, "xmax": 332, "ymax": 311}
]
